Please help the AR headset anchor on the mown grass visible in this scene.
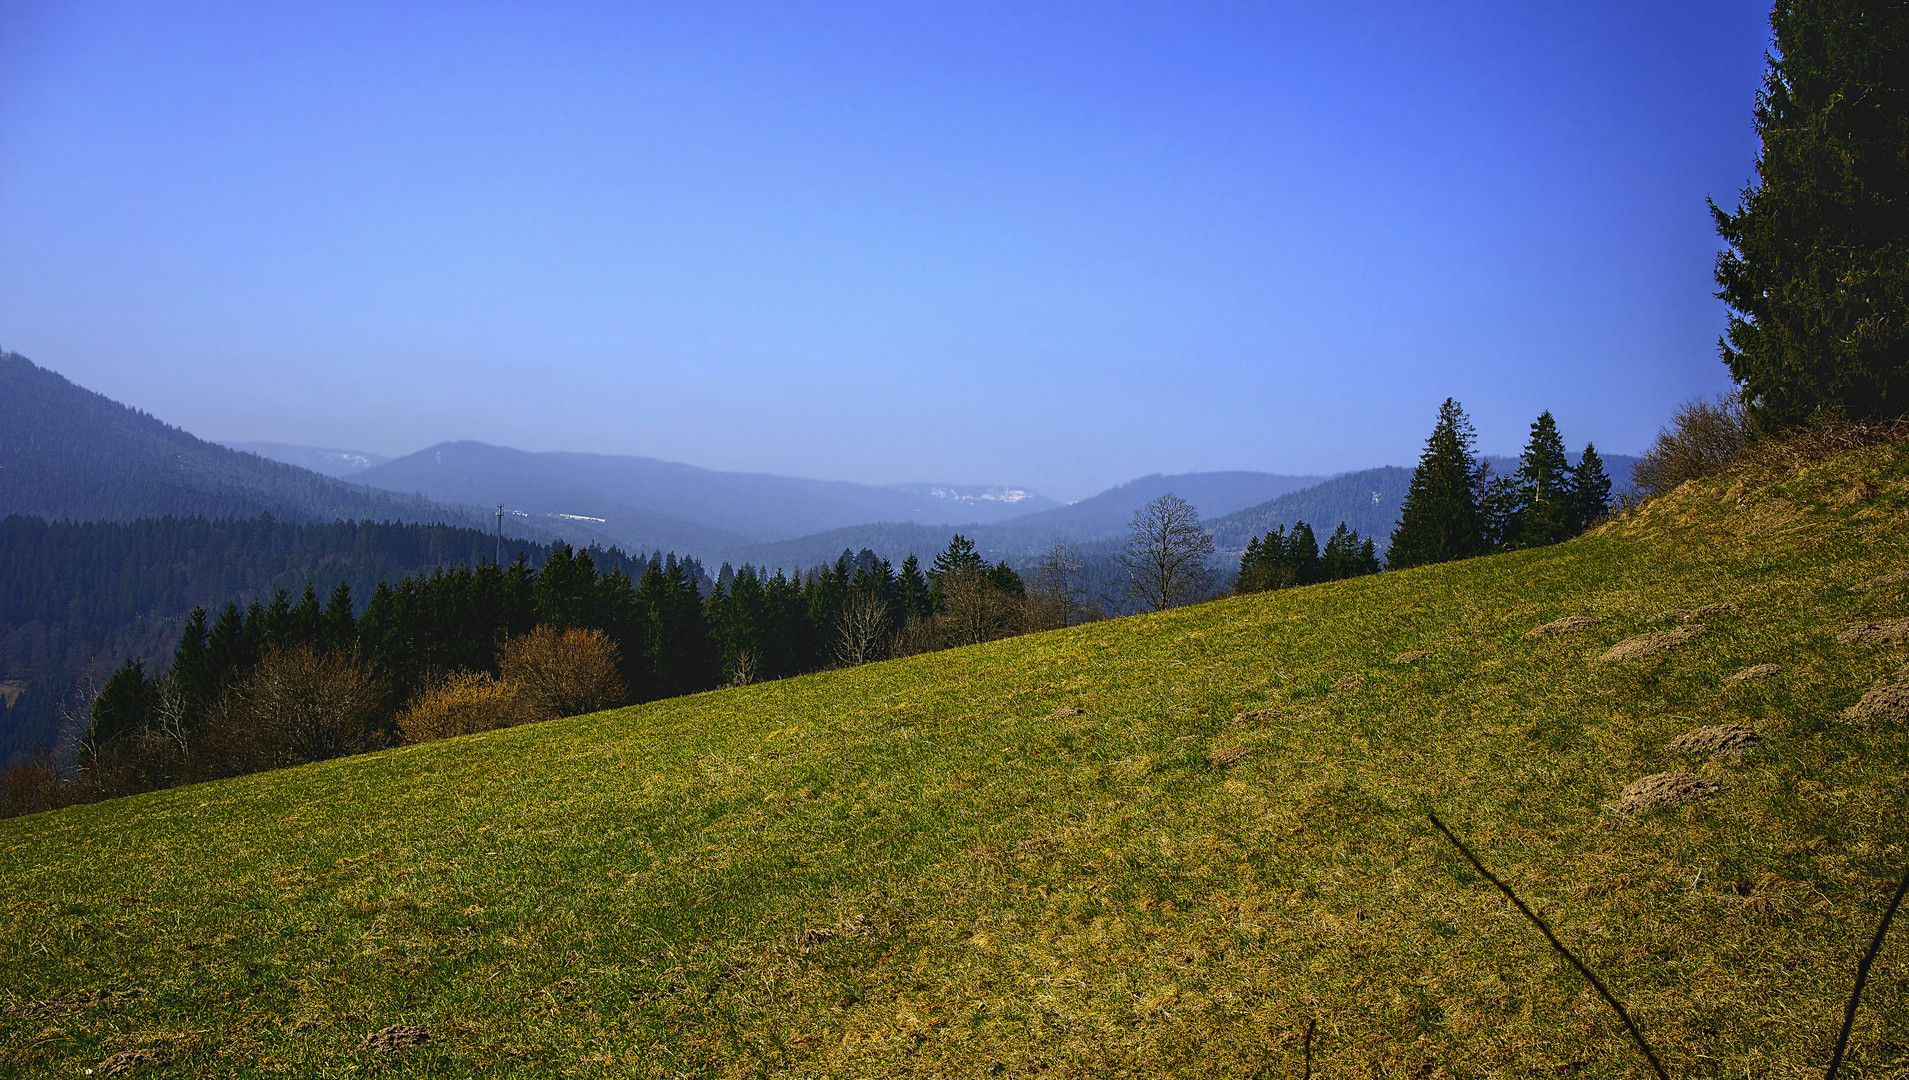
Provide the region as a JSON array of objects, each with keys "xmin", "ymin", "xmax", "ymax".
[{"xmin": 4, "ymin": 443, "xmax": 1909, "ymax": 1078}]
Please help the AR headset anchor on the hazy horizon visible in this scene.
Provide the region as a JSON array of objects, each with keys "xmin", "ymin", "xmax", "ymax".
[{"xmin": 2, "ymin": 2, "xmax": 1759, "ymax": 501}]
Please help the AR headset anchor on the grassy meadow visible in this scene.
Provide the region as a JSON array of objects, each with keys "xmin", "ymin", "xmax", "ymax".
[{"xmin": 4, "ymin": 442, "xmax": 1909, "ymax": 1078}]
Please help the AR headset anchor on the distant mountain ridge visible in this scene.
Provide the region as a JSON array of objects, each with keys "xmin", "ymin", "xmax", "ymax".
[
  {"xmin": 351, "ymin": 441, "xmax": 1065, "ymax": 556},
  {"xmin": 220, "ymin": 442, "xmax": 391, "ymax": 478}
]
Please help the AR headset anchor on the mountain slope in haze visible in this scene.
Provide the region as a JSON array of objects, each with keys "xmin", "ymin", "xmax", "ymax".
[
  {"xmin": 220, "ymin": 442, "xmax": 391, "ymax": 478},
  {"xmin": 6, "ymin": 439, "xmax": 1903, "ymax": 1076},
  {"xmin": 0, "ymin": 354, "xmax": 475, "ymax": 530},
  {"xmin": 354, "ymin": 443, "xmax": 1062, "ymax": 556},
  {"xmin": 1207, "ymin": 466, "xmax": 1415, "ymax": 552},
  {"xmin": 719, "ymin": 470, "xmax": 1325, "ymax": 571}
]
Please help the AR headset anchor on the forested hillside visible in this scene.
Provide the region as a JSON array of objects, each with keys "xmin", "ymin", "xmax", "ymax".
[
  {"xmin": 0, "ymin": 516, "xmax": 668, "ymax": 769},
  {"xmin": 0, "ymin": 353, "xmax": 482, "ymax": 528}
]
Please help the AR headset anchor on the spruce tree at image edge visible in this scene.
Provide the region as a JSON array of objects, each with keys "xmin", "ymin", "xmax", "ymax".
[{"xmin": 1711, "ymin": 0, "xmax": 1909, "ymax": 428}]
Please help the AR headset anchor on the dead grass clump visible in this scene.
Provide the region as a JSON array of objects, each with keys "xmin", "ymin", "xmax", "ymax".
[
  {"xmin": 96, "ymin": 1048, "xmax": 165, "ymax": 1076},
  {"xmin": 1331, "ymin": 676, "xmax": 1363, "ymax": 691},
  {"xmin": 1394, "ymin": 650, "xmax": 1432, "ymax": 664},
  {"xmin": 1858, "ymin": 570, "xmax": 1909, "ymax": 590},
  {"xmin": 1525, "ymin": 616, "xmax": 1602, "ymax": 639},
  {"xmin": 1228, "ymin": 708, "xmax": 1279, "ymax": 727},
  {"xmin": 1208, "ymin": 745, "xmax": 1253, "ymax": 766},
  {"xmin": 1598, "ymin": 627, "xmax": 1707, "ymax": 662},
  {"xmin": 1616, "ymin": 772, "xmax": 1720, "ymax": 814},
  {"xmin": 1664, "ymin": 602, "xmax": 1739, "ymax": 621},
  {"xmin": 359, "ymin": 1025, "xmax": 432, "ymax": 1054},
  {"xmin": 1843, "ymin": 685, "xmax": 1909, "ymax": 723},
  {"xmin": 1837, "ymin": 620, "xmax": 1909, "ymax": 645},
  {"xmin": 1666, "ymin": 725, "xmax": 1760, "ymax": 756},
  {"xmin": 1044, "ymin": 707, "xmax": 1084, "ymax": 720},
  {"xmin": 1725, "ymin": 663, "xmax": 1782, "ymax": 684}
]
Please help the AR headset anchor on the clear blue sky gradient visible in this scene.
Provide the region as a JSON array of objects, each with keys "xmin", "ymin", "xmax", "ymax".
[{"xmin": 0, "ymin": 1, "xmax": 1767, "ymax": 500}]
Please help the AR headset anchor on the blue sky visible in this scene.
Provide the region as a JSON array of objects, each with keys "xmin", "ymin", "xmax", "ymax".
[{"xmin": 0, "ymin": 1, "xmax": 1767, "ymax": 500}]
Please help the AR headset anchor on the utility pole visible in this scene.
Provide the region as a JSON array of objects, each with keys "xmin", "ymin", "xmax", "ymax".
[{"xmin": 495, "ymin": 503, "xmax": 504, "ymax": 565}]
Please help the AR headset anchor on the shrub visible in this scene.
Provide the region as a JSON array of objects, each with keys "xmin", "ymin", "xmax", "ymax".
[
  {"xmin": 198, "ymin": 645, "xmax": 387, "ymax": 771},
  {"xmin": 498, "ymin": 627, "xmax": 625, "ymax": 721},
  {"xmin": 398, "ymin": 671, "xmax": 522, "ymax": 743},
  {"xmin": 1629, "ymin": 394, "xmax": 1750, "ymax": 499}
]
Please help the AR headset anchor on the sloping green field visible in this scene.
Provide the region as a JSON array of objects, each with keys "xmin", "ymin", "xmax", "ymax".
[{"xmin": 5, "ymin": 444, "xmax": 1909, "ymax": 1079}]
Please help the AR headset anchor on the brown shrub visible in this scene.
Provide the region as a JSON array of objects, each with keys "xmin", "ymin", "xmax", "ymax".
[
  {"xmin": 498, "ymin": 627, "xmax": 625, "ymax": 720},
  {"xmin": 398, "ymin": 671, "xmax": 522, "ymax": 743},
  {"xmin": 198, "ymin": 645, "xmax": 387, "ymax": 772},
  {"xmin": 1629, "ymin": 394, "xmax": 1750, "ymax": 499},
  {"xmin": 0, "ymin": 755, "xmax": 63, "ymax": 818}
]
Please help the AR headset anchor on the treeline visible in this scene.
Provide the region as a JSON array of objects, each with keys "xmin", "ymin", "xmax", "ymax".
[
  {"xmin": 0, "ymin": 514, "xmax": 662, "ymax": 769},
  {"xmin": 1387, "ymin": 402, "xmax": 1612, "ymax": 569},
  {"xmin": 3, "ymin": 535, "xmax": 1073, "ymax": 816},
  {"xmin": 1234, "ymin": 521, "xmax": 1380, "ymax": 594}
]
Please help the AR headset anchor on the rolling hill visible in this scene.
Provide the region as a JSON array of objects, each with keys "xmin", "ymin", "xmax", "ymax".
[{"xmin": 4, "ymin": 436, "xmax": 1904, "ymax": 1077}]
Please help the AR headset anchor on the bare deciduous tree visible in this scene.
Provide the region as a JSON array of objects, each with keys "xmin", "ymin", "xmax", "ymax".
[
  {"xmin": 213, "ymin": 645, "xmax": 387, "ymax": 768},
  {"xmin": 1027, "ymin": 540, "xmax": 1087, "ymax": 630},
  {"xmin": 834, "ymin": 591, "xmax": 893, "ymax": 667},
  {"xmin": 1119, "ymin": 493, "xmax": 1218, "ymax": 612},
  {"xmin": 499, "ymin": 627, "xmax": 625, "ymax": 720}
]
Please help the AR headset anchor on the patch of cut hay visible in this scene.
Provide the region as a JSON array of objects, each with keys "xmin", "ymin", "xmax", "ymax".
[
  {"xmin": 1836, "ymin": 619, "xmax": 1909, "ymax": 645},
  {"xmin": 1331, "ymin": 676, "xmax": 1363, "ymax": 691},
  {"xmin": 1393, "ymin": 650, "xmax": 1432, "ymax": 664},
  {"xmin": 1724, "ymin": 663, "xmax": 1782, "ymax": 684},
  {"xmin": 1666, "ymin": 724, "xmax": 1760, "ymax": 756},
  {"xmin": 1228, "ymin": 708, "xmax": 1279, "ymax": 728},
  {"xmin": 1843, "ymin": 685, "xmax": 1909, "ymax": 723},
  {"xmin": 1616, "ymin": 772, "xmax": 1720, "ymax": 814},
  {"xmin": 1597, "ymin": 626, "xmax": 1707, "ymax": 662},
  {"xmin": 1044, "ymin": 707, "xmax": 1084, "ymax": 720},
  {"xmin": 1858, "ymin": 570, "xmax": 1909, "ymax": 590},
  {"xmin": 1524, "ymin": 615, "xmax": 1601, "ymax": 639},
  {"xmin": 359, "ymin": 1025, "xmax": 432, "ymax": 1054},
  {"xmin": 96, "ymin": 1049, "xmax": 165, "ymax": 1077},
  {"xmin": 1208, "ymin": 745, "xmax": 1253, "ymax": 766},
  {"xmin": 1664, "ymin": 602, "xmax": 1739, "ymax": 621}
]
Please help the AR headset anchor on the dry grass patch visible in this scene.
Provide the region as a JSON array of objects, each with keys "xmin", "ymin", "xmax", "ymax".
[
  {"xmin": 357, "ymin": 1026, "xmax": 432, "ymax": 1054},
  {"xmin": 1666, "ymin": 725, "xmax": 1760, "ymax": 756},
  {"xmin": 1836, "ymin": 619, "xmax": 1909, "ymax": 645},
  {"xmin": 1207, "ymin": 744, "xmax": 1253, "ymax": 766},
  {"xmin": 1724, "ymin": 663, "xmax": 1782, "ymax": 684},
  {"xmin": 1393, "ymin": 650, "xmax": 1432, "ymax": 664},
  {"xmin": 1524, "ymin": 615, "xmax": 1602, "ymax": 638},
  {"xmin": 1663, "ymin": 602, "xmax": 1739, "ymax": 621},
  {"xmin": 1843, "ymin": 685, "xmax": 1909, "ymax": 723},
  {"xmin": 95, "ymin": 1048, "xmax": 164, "ymax": 1076},
  {"xmin": 1598, "ymin": 626, "xmax": 1708, "ymax": 662},
  {"xmin": 1616, "ymin": 772, "xmax": 1721, "ymax": 813},
  {"xmin": 1857, "ymin": 570, "xmax": 1909, "ymax": 590}
]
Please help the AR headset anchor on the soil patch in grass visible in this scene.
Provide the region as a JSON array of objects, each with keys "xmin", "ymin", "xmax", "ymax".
[
  {"xmin": 1664, "ymin": 602, "xmax": 1739, "ymax": 621},
  {"xmin": 1836, "ymin": 619, "xmax": 1909, "ymax": 645},
  {"xmin": 1524, "ymin": 615, "xmax": 1601, "ymax": 638},
  {"xmin": 1725, "ymin": 663, "xmax": 1782, "ymax": 684},
  {"xmin": 1666, "ymin": 725, "xmax": 1760, "ymax": 756},
  {"xmin": 1044, "ymin": 707, "xmax": 1084, "ymax": 720},
  {"xmin": 1229, "ymin": 708, "xmax": 1279, "ymax": 727},
  {"xmin": 1617, "ymin": 772, "xmax": 1721, "ymax": 813},
  {"xmin": 1843, "ymin": 685, "xmax": 1909, "ymax": 723},
  {"xmin": 1858, "ymin": 570, "xmax": 1909, "ymax": 589},
  {"xmin": 95, "ymin": 1049, "xmax": 164, "ymax": 1077},
  {"xmin": 1209, "ymin": 745, "xmax": 1253, "ymax": 766},
  {"xmin": 1331, "ymin": 676, "xmax": 1363, "ymax": 690},
  {"xmin": 1598, "ymin": 626, "xmax": 1707, "ymax": 662},
  {"xmin": 1394, "ymin": 650, "xmax": 1432, "ymax": 664},
  {"xmin": 358, "ymin": 1026, "xmax": 432, "ymax": 1054}
]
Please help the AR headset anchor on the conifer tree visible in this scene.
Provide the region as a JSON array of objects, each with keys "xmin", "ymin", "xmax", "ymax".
[
  {"xmin": 1509, "ymin": 411, "xmax": 1576, "ymax": 548},
  {"xmin": 1287, "ymin": 522, "xmax": 1320, "ymax": 585},
  {"xmin": 1712, "ymin": 0, "xmax": 1909, "ymax": 427},
  {"xmin": 87, "ymin": 658, "xmax": 154, "ymax": 748},
  {"xmin": 1570, "ymin": 443, "xmax": 1614, "ymax": 530},
  {"xmin": 1388, "ymin": 398, "xmax": 1485, "ymax": 569}
]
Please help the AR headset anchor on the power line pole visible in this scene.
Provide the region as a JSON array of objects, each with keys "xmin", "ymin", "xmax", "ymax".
[{"xmin": 495, "ymin": 503, "xmax": 503, "ymax": 565}]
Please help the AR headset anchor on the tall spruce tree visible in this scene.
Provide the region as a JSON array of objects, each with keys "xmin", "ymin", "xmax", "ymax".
[
  {"xmin": 1571, "ymin": 443, "xmax": 1614, "ymax": 530},
  {"xmin": 1387, "ymin": 398, "xmax": 1485, "ymax": 569},
  {"xmin": 1712, "ymin": 0, "xmax": 1909, "ymax": 427},
  {"xmin": 1509, "ymin": 411, "xmax": 1576, "ymax": 548}
]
